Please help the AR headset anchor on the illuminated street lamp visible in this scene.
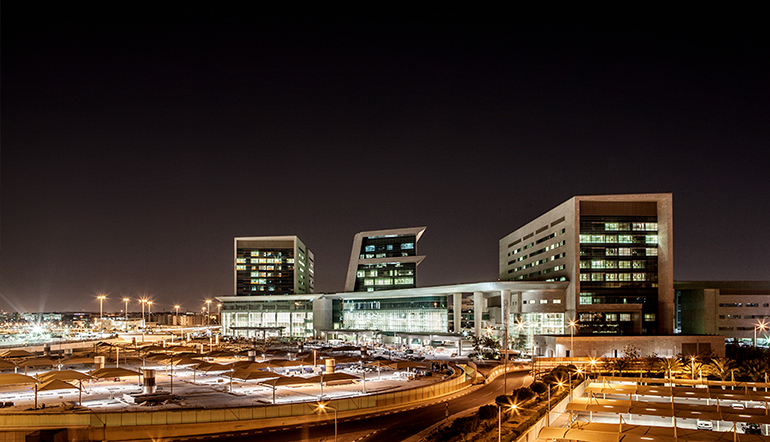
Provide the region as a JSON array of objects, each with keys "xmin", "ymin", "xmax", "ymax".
[
  {"xmin": 123, "ymin": 298, "xmax": 130, "ymax": 322},
  {"xmin": 568, "ymin": 319, "xmax": 578, "ymax": 358},
  {"xmin": 754, "ymin": 320, "xmax": 768, "ymax": 347},
  {"xmin": 498, "ymin": 403, "xmax": 517, "ymax": 442},
  {"xmin": 140, "ymin": 298, "xmax": 147, "ymax": 325},
  {"xmin": 316, "ymin": 403, "xmax": 337, "ymax": 442},
  {"xmin": 97, "ymin": 294, "xmax": 106, "ymax": 319}
]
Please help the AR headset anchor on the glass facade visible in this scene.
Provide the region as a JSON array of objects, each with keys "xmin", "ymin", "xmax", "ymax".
[
  {"xmin": 221, "ymin": 299, "xmax": 314, "ymax": 338},
  {"xmin": 353, "ymin": 234, "xmax": 418, "ymax": 292},
  {"xmin": 236, "ymin": 247, "xmax": 296, "ymax": 295},
  {"xmin": 342, "ymin": 296, "xmax": 447, "ymax": 332},
  {"xmin": 578, "ymin": 216, "xmax": 659, "ymax": 334}
]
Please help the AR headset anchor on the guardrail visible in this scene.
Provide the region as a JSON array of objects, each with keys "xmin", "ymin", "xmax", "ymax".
[{"xmin": 0, "ymin": 364, "xmax": 475, "ymax": 441}]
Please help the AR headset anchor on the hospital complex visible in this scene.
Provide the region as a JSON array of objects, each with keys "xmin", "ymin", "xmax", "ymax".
[{"xmin": 217, "ymin": 193, "xmax": 770, "ymax": 358}]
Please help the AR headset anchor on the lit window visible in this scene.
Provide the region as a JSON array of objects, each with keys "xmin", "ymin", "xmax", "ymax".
[
  {"xmin": 646, "ymin": 248, "xmax": 658, "ymax": 256},
  {"xmin": 540, "ymin": 299, "xmax": 548, "ymax": 304},
  {"xmin": 619, "ymin": 273, "xmax": 631, "ymax": 281},
  {"xmin": 605, "ymin": 223, "xmax": 619, "ymax": 231},
  {"xmin": 236, "ymin": 265, "xmax": 245, "ymax": 270},
  {"xmin": 619, "ymin": 313, "xmax": 631, "ymax": 321},
  {"xmin": 580, "ymin": 274, "xmax": 590, "ymax": 281},
  {"xmin": 619, "ymin": 248, "xmax": 631, "ymax": 256},
  {"xmin": 633, "ymin": 273, "xmax": 646, "ymax": 281},
  {"xmin": 592, "ymin": 260, "xmax": 605, "ymax": 269},
  {"xmin": 646, "ymin": 223, "xmax": 658, "ymax": 231},
  {"xmin": 645, "ymin": 235, "xmax": 658, "ymax": 244},
  {"xmin": 605, "ymin": 235, "xmax": 617, "ymax": 243},
  {"xmin": 251, "ymin": 251, "xmax": 259, "ymax": 257},
  {"xmin": 552, "ymin": 299, "xmax": 561, "ymax": 304},
  {"xmin": 644, "ymin": 313, "xmax": 656, "ymax": 321},
  {"xmin": 606, "ymin": 273, "xmax": 618, "ymax": 281},
  {"xmin": 606, "ymin": 313, "xmax": 617, "ymax": 321},
  {"xmin": 632, "ymin": 261, "xmax": 645, "ymax": 269},
  {"xmin": 356, "ymin": 270, "xmax": 365, "ymax": 278},
  {"xmin": 401, "ymin": 243, "xmax": 414, "ymax": 250},
  {"xmin": 619, "ymin": 235, "xmax": 632, "ymax": 243},
  {"xmin": 591, "ymin": 273, "xmax": 604, "ymax": 281},
  {"xmin": 606, "ymin": 248, "xmax": 618, "ymax": 256}
]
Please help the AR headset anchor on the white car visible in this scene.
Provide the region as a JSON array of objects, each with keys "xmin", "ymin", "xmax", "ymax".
[{"xmin": 697, "ymin": 420, "xmax": 713, "ymax": 430}]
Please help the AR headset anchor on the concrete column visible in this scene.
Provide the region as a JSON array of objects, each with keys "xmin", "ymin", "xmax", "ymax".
[
  {"xmin": 453, "ymin": 293, "xmax": 462, "ymax": 333},
  {"xmin": 501, "ymin": 290, "xmax": 511, "ymax": 356},
  {"xmin": 473, "ymin": 291, "xmax": 483, "ymax": 337}
]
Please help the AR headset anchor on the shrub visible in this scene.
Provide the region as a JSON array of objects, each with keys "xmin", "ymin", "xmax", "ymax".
[
  {"xmin": 530, "ymin": 381, "xmax": 547, "ymax": 394},
  {"xmin": 478, "ymin": 404, "xmax": 497, "ymax": 420}
]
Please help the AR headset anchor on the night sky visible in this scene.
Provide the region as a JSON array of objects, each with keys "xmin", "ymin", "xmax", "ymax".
[{"xmin": 2, "ymin": 10, "xmax": 768, "ymax": 314}]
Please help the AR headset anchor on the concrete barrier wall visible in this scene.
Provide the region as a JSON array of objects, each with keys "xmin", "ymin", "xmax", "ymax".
[{"xmin": 0, "ymin": 365, "xmax": 473, "ymax": 441}]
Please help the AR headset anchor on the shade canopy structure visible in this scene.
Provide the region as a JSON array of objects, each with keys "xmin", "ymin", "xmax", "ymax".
[
  {"xmin": 0, "ymin": 360, "xmax": 18, "ymax": 370},
  {"xmin": 193, "ymin": 362, "xmax": 231, "ymax": 373},
  {"xmin": 172, "ymin": 355, "xmax": 204, "ymax": 366},
  {"xmin": 268, "ymin": 360, "xmax": 305, "ymax": 368},
  {"xmin": 205, "ymin": 350, "xmax": 236, "ymax": 358},
  {"xmin": 37, "ymin": 379, "xmax": 79, "ymax": 392},
  {"xmin": 58, "ymin": 356, "xmax": 95, "ymax": 365},
  {"xmin": 260, "ymin": 376, "xmax": 317, "ymax": 388},
  {"xmin": 315, "ymin": 372, "xmax": 361, "ymax": 383},
  {"xmin": 89, "ymin": 367, "xmax": 142, "ymax": 378},
  {"xmin": 37, "ymin": 370, "xmax": 92, "ymax": 382},
  {"xmin": 229, "ymin": 361, "xmax": 271, "ymax": 370},
  {"xmin": 227, "ymin": 369, "xmax": 283, "ymax": 381},
  {"xmin": 0, "ymin": 349, "xmax": 34, "ymax": 358},
  {"xmin": 0, "ymin": 373, "xmax": 36, "ymax": 385},
  {"xmin": 17, "ymin": 357, "xmax": 59, "ymax": 368}
]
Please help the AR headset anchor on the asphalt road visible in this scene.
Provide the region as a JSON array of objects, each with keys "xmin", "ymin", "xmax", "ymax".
[{"xmin": 175, "ymin": 368, "xmax": 532, "ymax": 442}]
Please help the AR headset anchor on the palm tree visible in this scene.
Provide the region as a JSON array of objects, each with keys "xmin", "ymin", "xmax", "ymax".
[
  {"xmin": 742, "ymin": 359, "xmax": 769, "ymax": 389},
  {"xmin": 709, "ymin": 358, "xmax": 740, "ymax": 388},
  {"xmin": 657, "ymin": 357, "xmax": 685, "ymax": 380}
]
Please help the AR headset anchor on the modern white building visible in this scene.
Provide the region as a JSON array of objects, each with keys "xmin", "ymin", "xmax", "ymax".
[{"xmin": 499, "ymin": 193, "xmax": 674, "ymax": 343}]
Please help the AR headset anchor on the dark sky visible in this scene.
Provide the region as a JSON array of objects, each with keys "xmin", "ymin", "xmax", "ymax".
[{"xmin": 2, "ymin": 10, "xmax": 768, "ymax": 314}]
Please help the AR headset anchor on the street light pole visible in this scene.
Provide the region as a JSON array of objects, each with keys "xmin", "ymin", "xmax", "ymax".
[
  {"xmin": 97, "ymin": 295, "xmax": 106, "ymax": 318},
  {"xmin": 317, "ymin": 404, "xmax": 337, "ymax": 442},
  {"xmin": 147, "ymin": 301, "xmax": 153, "ymax": 324},
  {"xmin": 569, "ymin": 319, "xmax": 578, "ymax": 358},
  {"xmin": 755, "ymin": 321, "xmax": 768, "ymax": 347},
  {"xmin": 123, "ymin": 298, "xmax": 129, "ymax": 322},
  {"xmin": 205, "ymin": 300, "xmax": 212, "ymax": 327}
]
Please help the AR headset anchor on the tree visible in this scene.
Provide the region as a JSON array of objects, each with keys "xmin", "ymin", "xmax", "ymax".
[
  {"xmin": 708, "ymin": 358, "xmax": 740, "ymax": 387},
  {"xmin": 622, "ymin": 345, "xmax": 641, "ymax": 359},
  {"xmin": 657, "ymin": 357, "xmax": 685, "ymax": 380}
]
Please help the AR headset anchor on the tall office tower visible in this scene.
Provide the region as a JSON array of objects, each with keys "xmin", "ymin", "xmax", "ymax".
[
  {"xmin": 234, "ymin": 236, "xmax": 314, "ymax": 296},
  {"xmin": 344, "ymin": 227, "xmax": 426, "ymax": 292},
  {"xmin": 499, "ymin": 194, "xmax": 673, "ymax": 335}
]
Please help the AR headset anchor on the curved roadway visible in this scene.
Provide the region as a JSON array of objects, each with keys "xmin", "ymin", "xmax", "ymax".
[{"xmin": 169, "ymin": 368, "xmax": 532, "ymax": 442}]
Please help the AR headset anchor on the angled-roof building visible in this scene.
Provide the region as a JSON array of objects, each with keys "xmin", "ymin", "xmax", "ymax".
[{"xmin": 344, "ymin": 227, "xmax": 426, "ymax": 292}]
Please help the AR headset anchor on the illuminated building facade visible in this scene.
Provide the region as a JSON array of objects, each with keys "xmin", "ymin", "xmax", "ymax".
[
  {"xmin": 220, "ymin": 236, "xmax": 315, "ymax": 338},
  {"xmin": 499, "ymin": 193, "xmax": 674, "ymax": 345},
  {"xmin": 344, "ymin": 227, "xmax": 426, "ymax": 292}
]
